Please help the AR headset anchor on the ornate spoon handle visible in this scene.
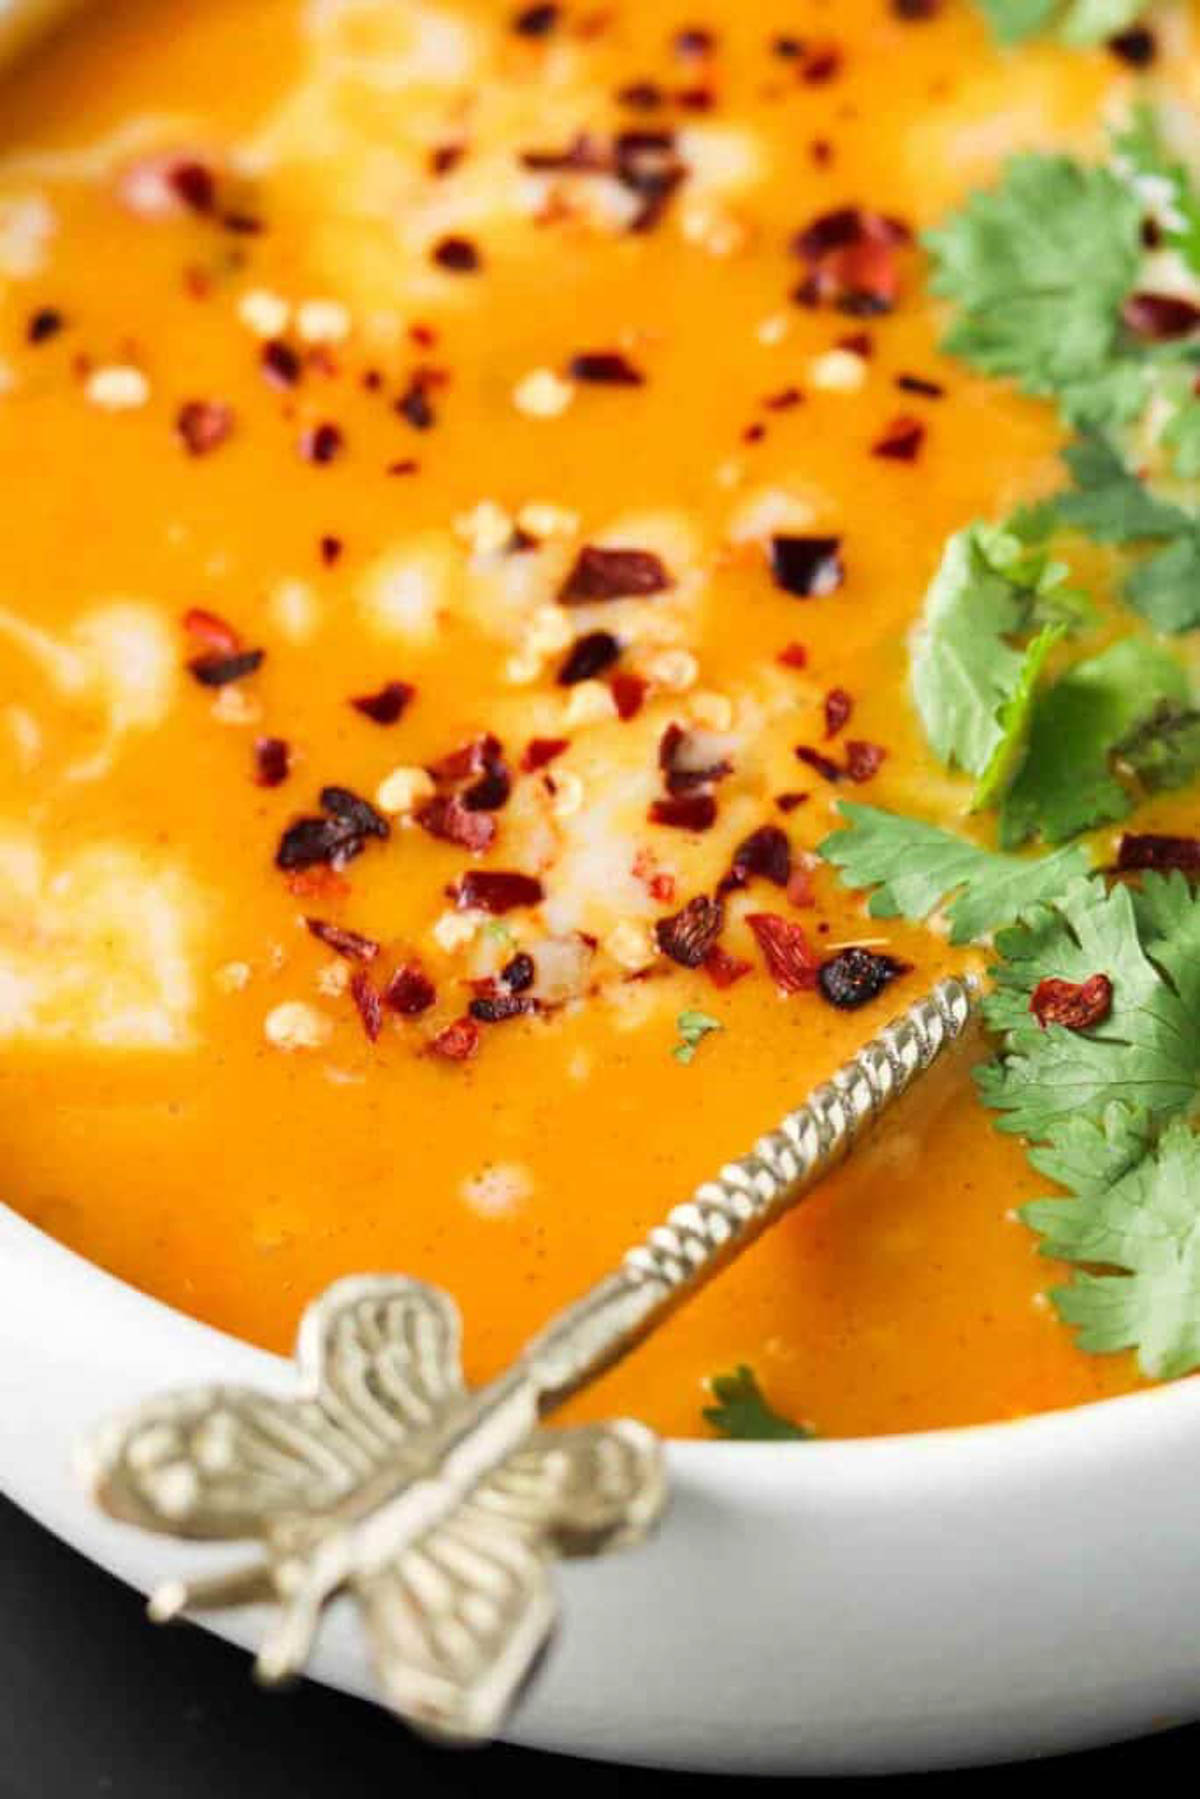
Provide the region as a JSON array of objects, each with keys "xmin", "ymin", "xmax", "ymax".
[
  {"xmin": 522, "ymin": 974, "xmax": 976, "ymax": 1404},
  {"xmin": 87, "ymin": 974, "xmax": 978, "ymax": 1744}
]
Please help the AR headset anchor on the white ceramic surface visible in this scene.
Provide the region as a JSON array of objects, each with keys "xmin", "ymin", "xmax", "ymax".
[{"xmin": 4, "ymin": 1200, "xmax": 1200, "ymax": 1774}]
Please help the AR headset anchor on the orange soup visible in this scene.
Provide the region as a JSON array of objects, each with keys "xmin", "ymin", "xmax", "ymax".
[{"xmin": 3, "ymin": 0, "xmax": 1197, "ymax": 1439}]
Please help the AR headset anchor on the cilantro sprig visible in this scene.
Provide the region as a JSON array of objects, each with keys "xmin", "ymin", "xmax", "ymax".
[
  {"xmin": 673, "ymin": 1009, "xmax": 722, "ymax": 1065},
  {"xmin": 702, "ymin": 1365, "xmax": 812, "ymax": 1441}
]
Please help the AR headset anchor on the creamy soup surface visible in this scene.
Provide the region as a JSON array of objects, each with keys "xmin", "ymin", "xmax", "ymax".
[{"xmin": 4, "ymin": 0, "xmax": 1195, "ymax": 1438}]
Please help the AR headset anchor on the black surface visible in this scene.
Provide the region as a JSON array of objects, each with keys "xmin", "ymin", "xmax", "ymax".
[{"xmin": 1, "ymin": 1492, "xmax": 1195, "ymax": 1797}]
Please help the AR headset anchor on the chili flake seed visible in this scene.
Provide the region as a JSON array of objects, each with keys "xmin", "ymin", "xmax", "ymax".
[
  {"xmin": 564, "ymin": 680, "xmax": 619, "ymax": 727},
  {"xmin": 809, "ymin": 348, "xmax": 867, "ymax": 392},
  {"xmin": 176, "ymin": 398, "xmax": 234, "ymax": 455},
  {"xmin": 237, "ymin": 288, "xmax": 290, "ymax": 337},
  {"xmin": 376, "ymin": 764, "xmax": 436, "ymax": 815},
  {"xmin": 295, "ymin": 298, "xmax": 351, "ymax": 344},
  {"xmin": 769, "ymin": 534, "xmax": 844, "ymax": 598},
  {"xmin": 85, "ymin": 364, "xmax": 150, "ymax": 411},
  {"xmin": 264, "ymin": 1000, "xmax": 332, "ymax": 1051},
  {"xmin": 513, "ymin": 367, "xmax": 574, "ymax": 418},
  {"xmin": 1030, "ymin": 973, "xmax": 1113, "ymax": 1032},
  {"xmin": 605, "ymin": 919, "xmax": 658, "ymax": 971},
  {"xmin": 818, "ymin": 946, "xmax": 906, "ymax": 1010}
]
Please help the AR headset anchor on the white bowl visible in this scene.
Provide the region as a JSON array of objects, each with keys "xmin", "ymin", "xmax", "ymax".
[{"xmin": 3, "ymin": 1200, "xmax": 1200, "ymax": 1774}]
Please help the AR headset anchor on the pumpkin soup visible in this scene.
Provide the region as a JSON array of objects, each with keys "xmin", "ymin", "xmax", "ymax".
[{"xmin": 2, "ymin": 0, "xmax": 1198, "ymax": 1439}]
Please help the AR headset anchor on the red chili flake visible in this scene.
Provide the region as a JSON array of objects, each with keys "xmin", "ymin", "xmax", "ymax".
[
  {"xmin": 770, "ymin": 535, "xmax": 843, "ymax": 598},
  {"xmin": 286, "ymin": 867, "xmax": 351, "ymax": 900},
  {"xmin": 633, "ymin": 848, "xmax": 676, "ymax": 904},
  {"xmin": 801, "ymin": 43, "xmax": 842, "ymax": 83},
  {"xmin": 819, "ymin": 946, "xmax": 907, "ymax": 1009},
  {"xmin": 837, "ymin": 330, "xmax": 873, "ymax": 358},
  {"xmin": 559, "ymin": 546, "xmax": 671, "ymax": 603},
  {"xmin": 568, "ymin": 350, "xmax": 645, "ymax": 385},
  {"xmin": 658, "ymin": 722, "xmax": 733, "ymax": 793},
  {"xmin": 742, "ymin": 422, "xmax": 767, "ymax": 445},
  {"xmin": 500, "ymin": 951, "xmax": 536, "ymax": 993},
  {"xmin": 182, "ymin": 607, "xmax": 241, "ymax": 656},
  {"xmin": 823, "ymin": 688, "xmax": 853, "ymax": 738},
  {"xmin": 301, "ymin": 422, "xmax": 345, "ymax": 464},
  {"xmin": 276, "ymin": 786, "xmax": 389, "ymax": 872},
  {"xmin": 674, "ymin": 25, "xmax": 716, "ymax": 56},
  {"xmin": 675, "ymin": 85, "xmax": 715, "ymax": 112},
  {"xmin": 383, "ymin": 964, "xmax": 437, "ymax": 1016},
  {"xmin": 261, "ymin": 339, "xmax": 302, "ymax": 388},
  {"xmin": 521, "ymin": 737, "xmax": 569, "ymax": 773},
  {"xmin": 787, "ymin": 863, "xmax": 816, "ymax": 908},
  {"xmin": 319, "ymin": 534, "xmax": 343, "ymax": 566},
  {"xmin": 655, "ymin": 894, "xmax": 724, "ymax": 967},
  {"xmin": 432, "ymin": 235, "xmax": 482, "ymax": 272},
  {"xmin": 1029, "ymin": 973, "xmax": 1113, "ymax": 1032},
  {"xmin": 617, "ymin": 81, "xmax": 665, "ymax": 111},
  {"xmin": 896, "ymin": 371, "xmax": 944, "ymax": 399},
  {"xmin": 253, "ymin": 735, "xmax": 290, "ymax": 788},
  {"xmin": 611, "ymin": 670, "xmax": 648, "ymax": 719},
  {"xmin": 430, "ymin": 144, "xmax": 466, "ymax": 177},
  {"xmin": 809, "ymin": 138, "xmax": 833, "ymax": 167},
  {"xmin": 416, "ymin": 795, "xmax": 497, "ymax": 852},
  {"xmin": 845, "ymin": 739, "xmax": 886, "ymax": 783},
  {"xmin": 795, "ymin": 744, "xmax": 842, "ymax": 784},
  {"xmin": 1115, "ymin": 832, "xmax": 1200, "ymax": 874},
  {"xmin": 396, "ymin": 375, "xmax": 436, "ymax": 430},
  {"xmin": 429, "ymin": 1017, "xmax": 481, "ymax": 1061},
  {"xmin": 775, "ymin": 791, "xmax": 809, "ymax": 813},
  {"xmin": 306, "ymin": 917, "xmax": 381, "ymax": 962},
  {"xmin": 221, "ymin": 210, "xmax": 264, "ymax": 236},
  {"xmin": 704, "ymin": 943, "xmax": 751, "ymax": 989},
  {"xmin": 726, "ymin": 824, "xmax": 791, "ymax": 889},
  {"xmin": 175, "ymin": 399, "xmax": 234, "ymax": 455},
  {"xmin": 348, "ymin": 970, "xmax": 384, "ymax": 1041},
  {"xmin": 512, "ymin": 2, "xmax": 559, "ymax": 34},
  {"xmin": 169, "ymin": 160, "xmax": 217, "ymax": 214},
  {"xmin": 451, "ymin": 870, "xmax": 545, "ymax": 914},
  {"xmin": 427, "ymin": 734, "xmax": 503, "ymax": 785},
  {"xmin": 349, "ymin": 680, "xmax": 414, "ymax": 725},
  {"xmin": 27, "ymin": 307, "xmax": 64, "ymax": 344},
  {"xmin": 772, "ymin": 33, "xmax": 804, "ymax": 58},
  {"xmin": 764, "ymin": 385, "xmax": 803, "ymax": 411},
  {"xmin": 872, "ymin": 415, "xmax": 925, "ymax": 462},
  {"xmin": 778, "ymin": 641, "xmax": 809, "ymax": 669},
  {"xmin": 468, "ymin": 990, "xmax": 536, "ymax": 1024},
  {"xmin": 650, "ymin": 792, "xmax": 718, "ymax": 831},
  {"xmin": 746, "ymin": 911, "xmax": 818, "ymax": 993},
  {"xmin": 1108, "ymin": 26, "xmax": 1156, "ymax": 65},
  {"xmin": 1122, "ymin": 292, "xmax": 1200, "ymax": 341},
  {"xmin": 387, "ymin": 458, "xmax": 420, "ymax": 476},
  {"xmin": 791, "ymin": 207, "xmax": 909, "ymax": 315},
  {"xmin": 558, "ymin": 630, "xmax": 622, "ymax": 685},
  {"xmin": 892, "ymin": 0, "xmax": 942, "ymax": 16},
  {"xmin": 613, "ymin": 130, "xmax": 687, "ymax": 233},
  {"xmin": 188, "ymin": 647, "xmax": 264, "ymax": 687}
]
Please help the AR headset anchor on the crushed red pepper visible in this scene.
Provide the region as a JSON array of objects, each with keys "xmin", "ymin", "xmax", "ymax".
[
  {"xmin": 559, "ymin": 545, "xmax": 671, "ymax": 603},
  {"xmin": 1030, "ymin": 973, "xmax": 1113, "ymax": 1031},
  {"xmin": 745, "ymin": 911, "xmax": 818, "ymax": 992}
]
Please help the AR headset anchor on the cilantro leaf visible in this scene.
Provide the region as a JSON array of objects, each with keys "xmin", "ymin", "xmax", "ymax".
[
  {"xmin": 910, "ymin": 522, "xmax": 1077, "ymax": 793},
  {"xmin": 702, "ymin": 1365, "xmax": 812, "ymax": 1441},
  {"xmin": 977, "ymin": 872, "xmax": 1200, "ymax": 1141},
  {"xmin": 1037, "ymin": 434, "xmax": 1200, "ymax": 633},
  {"xmin": 925, "ymin": 154, "xmax": 1144, "ymax": 425},
  {"xmin": 673, "ymin": 1009, "xmax": 722, "ymax": 1065},
  {"xmin": 999, "ymin": 636, "xmax": 1189, "ymax": 845},
  {"xmin": 819, "ymin": 802, "xmax": 1090, "ymax": 944},
  {"xmin": 978, "ymin": 1, "xmax": 1146, "ymax": 44},
  {"xmin": 1024, "ymin": 1113, "xmax": 1200, "ymax": 1379}
]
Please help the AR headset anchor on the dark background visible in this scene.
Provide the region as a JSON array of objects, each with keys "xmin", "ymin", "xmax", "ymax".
[{"xmin": 1, "ymin": 1496, "xmax": 1194, "ymax": 1798}]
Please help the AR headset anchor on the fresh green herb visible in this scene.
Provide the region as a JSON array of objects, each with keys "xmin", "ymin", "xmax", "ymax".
[
  {"xmin": 1116, "ymin": 699, "xmax": 1200, "ymax": 791},
  {"xmin": 925, "ymin": 153, "xmax": 1145, "ymax": 428},
  {"xmin": 673, "ymin": 1008, "xmax": 723, "ymax": 1065},
  {"xmin": 999, "ymin": 637, "xmax": 1189, "ymax": 844},
  {"xmin": 1034, "ymin": 434, "xmax": 1200, "ymax": 633},
  {"xmin": 702, "ymin": 1365, "xmax": 812, "ymax": 1441},
  {"xmin": 977, "ymin": 1, "xmax": 1147, "ymax": 45},
  {"xmin": 977, "ymin": 872, "xmax": 1200, "ymax": 1376},
  {"xmin": 910, "ymin": 523, "xmax": 1080, "ymax": 799},
  {"xmin": 819, "ymin": 802, "xmax": 1090, "ymax": 944},
  {"xmin": 978, "ymin": 871, "xmax": 1200, "ymax": 1141}
]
